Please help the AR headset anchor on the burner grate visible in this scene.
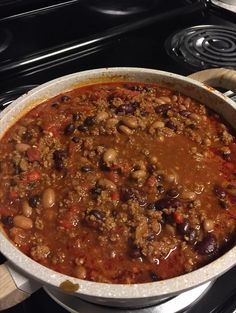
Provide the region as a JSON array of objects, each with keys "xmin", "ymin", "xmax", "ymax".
[{"xmin": 165, "ymin": 25, "xmax": 236, "ymax": 70}]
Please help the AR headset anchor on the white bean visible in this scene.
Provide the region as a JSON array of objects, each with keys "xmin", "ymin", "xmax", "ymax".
[
  {"xmin": 96, "ymin": 111, "xmax": 109, "ymax": 123},
  {"xmin": 106, "ymin": 118, "xmax": 119, "ymax": 128},
  {"xmin": 158, "ymin": 96, "xmax": 171, "ymax": 103},
  {"xmin": 119, "ymin": 125, "xmax": 133, "ymax": 135},
  {"xmin": 121, "ymin": 116, "xmax": 138, "ymax": 129},
  {"xmin": 15, "ymin": 143, "xmax": 30, "ymax": 152},
  {"xmin": 98, "ymin": 178, "xmax": 117, "ymax": 191},
  {"xmin": 151, "ymin": 121, "xmax": 165, "ymax": 129},
  {"xmin": 13, "ymin": 215, "xmax": 33, "ymax": 230},
  {"xmin": 203, "ymin": 219, "xmax": 214, "ymax": 232},
  {"xmin": 22, "ymin": 200, "xmax": 32, "ymax": 217},
  {"xmin": 103, "ymin": 148, "xmax": 117, "ymax": 165},
  {"xmin": 181, "ymin": 190, "xmax": 196, "ymax": 201},
  {"xmin": 42, "ymin": 188, "xmax": 56, "ymax": 208},
  {"xmin": 131, "ymin": 170, "xmax": 147, "ymax": 180}
]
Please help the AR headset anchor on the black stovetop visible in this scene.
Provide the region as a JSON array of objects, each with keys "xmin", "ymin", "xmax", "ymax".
[{"xmin": 0, "ymin": 1, "xmax": 236, "ymax": 312}]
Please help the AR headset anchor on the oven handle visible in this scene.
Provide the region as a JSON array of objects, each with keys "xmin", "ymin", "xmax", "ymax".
[
  {"xmin": 188, "ymin": 68, "xmax": 236, "ymax": 93},
  {"xmin": 0, "ymin": 262, "xmax": 40, "ymax": 311}
]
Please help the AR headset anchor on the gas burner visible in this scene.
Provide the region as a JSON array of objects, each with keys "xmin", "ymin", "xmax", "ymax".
[
  {"xmin": 165, "ymin": 25, "xmax": 236, "ymax": 70},
  {"xmin": 45, "ymin": 281, "xmax": 212, "ymax": 313},
  {"xmin": 80, "ymin": 0, "xmax": 159, "ymax": 15},
  {"xmin": 0, "ymin": 28, "xmax": 12, "ymax": 54}
]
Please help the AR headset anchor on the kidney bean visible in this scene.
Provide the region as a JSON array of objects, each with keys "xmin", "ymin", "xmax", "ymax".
[
  {"xmin": 61, "ymin": 95, "xmax": 70, "ymax": 102},
  {"xmin": 90, "ymin": 186, "xmax": 102, "ymax": 196},
  {"xmin": 222, "ymin": 152, "xmax": 231, "ymax": 161},
  {"xmin": 150, "ymin": 271, "xmax": 159, "ymax": 281},
  {"xmin": 165, "ymin": 120, "xmax": 177, "ymax": 131},
  {"xmin": 155, "ymin": 104, "xmax": 172, "ymax": 114},
  {"xmin": 155, "ymin": 198, "xmax": 181, "ymax": 210},
  {"xmin": 53, "ymin": 150, "xmax": 67, "ymax": 161},
  {"xmin": 146, "ymin": 202, "xmax": 156, "ymax": 210},
  {"xmin": 120, "ymin": 187, "xmax": 147, "ymax": 206},
  {"xmin": 53, "ymin": 149, "xmax": 67, "ymax": 170},
  {"xmin": 13, "ymin": 164, "xmax": 22, "ymax": 175},
  {"xmin": 176, "ymin": 219, "xmax": 190, "ymax": 235},
  {"xmin": 129, "ymin": 246, "xmax": 142, "ymax": 258},
  {"xmin": 219, "ymin": 199, "xmax": 228, "ymax": 209},
  {"xmin": 116, "ymin": 103, "xmax": 136, "ymax": 115},
  {"xmin": 147, "ymin": 234, "xmax": 155, "ymax": 241},
  {"xmin": 72, "ymin": 136, "xmax": 81, "ymax": 143},
  {"xmin": 1, "ymin": 215, "xmax": 13, "ymax": 226},
  {"xmin": 213, "ymin": 185, "xmax": 226, "ymax": 199},
  {"xmin": 156, "ymin": 185, "xmax": 165, "ymax": 195},
  {"xmin": 77, "ymin": 124, "xmax": 89, "ymax": 132},
  {"xmin": 73, "ymin": 112, "xmax": 81, "ymax": 121},
  {"xmin": 188, "ymin": 228, "xmax": 197, "ymax": 244},
  {"xmin": 120, "ymin": 188, "xmax": 133, "ymax": 202},
  {"xmin": 179, "ymin": 110, "xmax": 191, "ymax": 117},
  {"xmin": 89, "ymin": 209, "xmax": 105, "ymax": 220},
  {"xmin": 54, "ymin": 159, "xmax": 64, "ymax": 171},
  {"xmin": 64, "ymin": 124, "xmax": 75, "ymax": 135},
  {"xmin": 196, "ymin": 234, "xmax": 217, "ymax": 255},
  {"xmin": 28, "ymin": 195, "xmax": 40, "ymax": 208},
  {"xmin": 147, "ymin": 164, "xmax": 155, "ymax": 174},
  {"xmin": 80, "ymin": 165, "xmax": 93, "ymax": 173},
  {"xmin": 22, "ymin": 131, "xmax": 32, "ymax": 142},
  {"xmin": 112, "ymin": 209, "xmax": 118, "ymax": 217},
  {"xmin": 156, "ymin": 174, "xmax": 164, "ymax": 183},
  {"xmin": 84, "ymin": 116, "xmax": 95, "ymax": 127},
  {"xmin": 166, "ymin": 188, "xmax": 179, "ymax": 198},
  {"xmin": 51, "ymin": 102, "xmax": 59, "ymax": 108}
]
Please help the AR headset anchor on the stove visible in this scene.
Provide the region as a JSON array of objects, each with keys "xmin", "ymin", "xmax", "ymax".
[
  {"xmin": 165, "ymin": 25, "xmax": 236, "ymax": 70},
  {"xmin": 0, "ymin": 0, "xmax": 236, "ymax": 312}
]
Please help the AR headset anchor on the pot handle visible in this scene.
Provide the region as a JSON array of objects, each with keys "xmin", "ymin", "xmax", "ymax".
[
  {"xmin": 188, "ymin": 68, "xmax": 236, "ymax": 93},
  {"xmin": 0, "ymin": 262, "xmax": 40, "ymax": 311}
]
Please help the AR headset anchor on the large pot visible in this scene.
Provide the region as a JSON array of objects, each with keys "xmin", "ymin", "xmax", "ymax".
[{"xmin": 0, "ymin": 67, "xmax": 236, "ymax": 311}]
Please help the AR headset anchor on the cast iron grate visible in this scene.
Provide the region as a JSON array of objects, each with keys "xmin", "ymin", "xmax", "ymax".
[{"xmin": 165, "ymin": 25, "xmax": 236, "ymax": 70}]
